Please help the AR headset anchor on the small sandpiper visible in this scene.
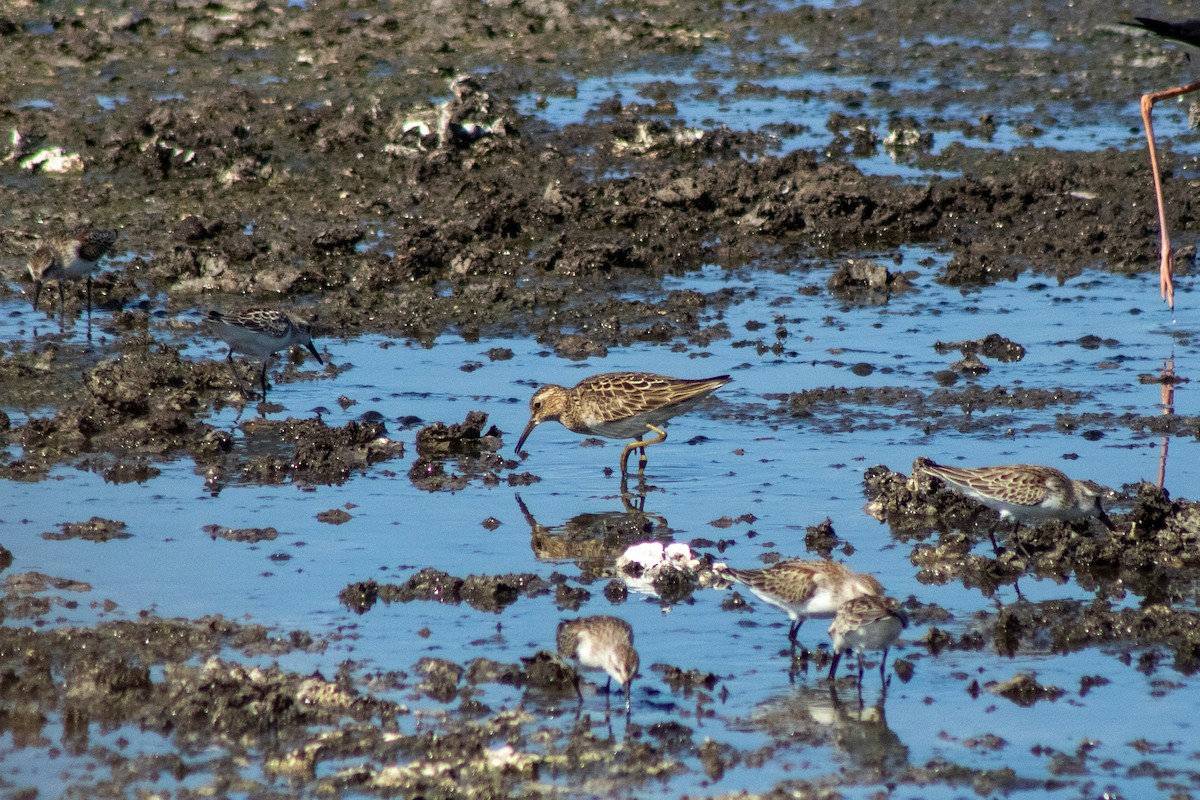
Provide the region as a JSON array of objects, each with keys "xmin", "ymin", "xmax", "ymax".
[
  {"xmin": 205, "ymin": 308, "xmax": 323, "ymax": 398},
  {"xmin": 916, "ymin": 458, "xmax": 1115, "ymax": 549},
  {"xmin": 515, "ymin": 371, "xmax": 731, "ymax": 476},
  {"xmin": 556, "ymin": 615, "xmax": 640, "ymax": 712},
  {"xmin": 827, "ymin": 594, "xmax": 908, "ymax": 684},
  {"xmin": 715, "ymin": 560, "xmax": 884, "ymax": 652},
  {"xmin": 28, "ymin": 227, "xmax": 118, "ymax": 316}
]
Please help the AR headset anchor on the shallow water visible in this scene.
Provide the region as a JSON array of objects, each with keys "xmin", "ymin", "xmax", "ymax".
[{"xmin": 4, "ymin": 245, "xmax": 1198, "ymax": 795}]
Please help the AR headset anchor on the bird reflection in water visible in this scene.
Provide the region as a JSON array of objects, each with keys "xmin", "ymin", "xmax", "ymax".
[
  {"xmin": 515, "ymin": 489, "xmax": 670, "ymax": 578},
  {"xmin": 735, "ymin": 683, "xmax": 910, "ymax": 781}
]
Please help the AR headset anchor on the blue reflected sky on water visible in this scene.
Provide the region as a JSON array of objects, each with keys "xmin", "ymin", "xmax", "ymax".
[{"xmin": 2, "ymin": 243, "xmax": 1196, "ymax": 794}]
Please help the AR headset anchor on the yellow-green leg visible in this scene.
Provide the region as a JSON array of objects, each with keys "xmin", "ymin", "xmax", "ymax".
[{"xmin": 619, "ymin": 424, "xmax": 668, "ymax": 475}]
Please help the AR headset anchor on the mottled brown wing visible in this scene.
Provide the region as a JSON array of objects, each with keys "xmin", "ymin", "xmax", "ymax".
[
  {"xmin": 75, "ymin": 228, "xmax": 118, "ymax": 261},
  {"xmin": 579, "ymin": 372, "xmax": 730, "ymax": 422},
  {"xmin": 236, "ymin": 309, "xmax": 291, "ymax": 337},
  {"xmin": 928, "ymin": 463, "xmax": 1058, "ymax": 506}
]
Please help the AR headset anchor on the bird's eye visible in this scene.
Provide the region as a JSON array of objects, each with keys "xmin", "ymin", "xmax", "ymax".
[{"xmin": 532, "ymin": 400, "xmax": 542, "ymax": 410}]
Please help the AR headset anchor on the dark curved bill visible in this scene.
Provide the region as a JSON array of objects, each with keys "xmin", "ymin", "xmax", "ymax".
[
  {"xmin": 1096, "ymin": 503, "xmax": 1116, "ymax": 532},
  {"xmin": 515, "ymin": 420, "xmax": 537, "ymax": 453},
  {"xmin": 305, "ymin": 340, "xmax": 324, "ymax": 366}
]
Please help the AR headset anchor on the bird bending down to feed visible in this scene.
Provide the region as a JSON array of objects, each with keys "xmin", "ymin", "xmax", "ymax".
[
  {"xmin": 827, "ymin": 594, "xmax": 908, "ymax": 684},
  {"xmin": 28, "ymin": 227, "xmax": 118, "ymax": 317},
  {"xmin": 916, "ymin": 458, "xmax": 1115, "ymax": 550},
  {"xmin": 515, "ymin": 371, "xmax": 731, "ymax": 476},
  {"xmin": 205, "ymin": 308, "xmax": 323, "ymax": 398},
  {"xmin": 1123, "ymin": 15, "xmax": 1200, "ymax": 309},
  {"xmin": 556, "ymin": 615, "xmax": 639, "ymax": 713},
  {"xmin": 714, "ymin": 560, "xmax": 884, "ymax": 652}
]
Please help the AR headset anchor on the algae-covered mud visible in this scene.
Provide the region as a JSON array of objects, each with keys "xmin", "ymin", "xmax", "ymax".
[{"xmin": 3, "ymin": 1, "xmax": 1200, "ymax": 797}]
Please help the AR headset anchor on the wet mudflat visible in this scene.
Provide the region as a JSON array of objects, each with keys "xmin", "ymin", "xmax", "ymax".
[{"xmin": 2, "ymin": 0, "xmax": 1200, "ymax": 798}]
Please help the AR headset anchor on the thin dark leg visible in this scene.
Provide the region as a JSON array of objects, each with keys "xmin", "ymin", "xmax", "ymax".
[
  {"xmin": 573, "ymin": 674, "xmax": 584, "ymax": 703},
  {"xmin": 987, "ymin": 520, "xmax": 1001, "ymax": 554},
  {"xmin": 85, "ymin": 276, "xmax": 93, "ymax": 342},
  {"xmin": 827, "ymin": 651, "xmax": 841, "ymax": 681},
  {"xmin": 259, "ymin": 360, "xmax": 270, "ymax": 399},
  {"xmin": 571, "ymin": 673, "xmax": 584, "ymax": 719}
]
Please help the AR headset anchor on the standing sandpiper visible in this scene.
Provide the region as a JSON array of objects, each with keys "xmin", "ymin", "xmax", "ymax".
[
  {"xmin": 515, "ymin": 371, "xmax": 731, "ymax": 476},
  {"xmin": 916, "ymin": 458, "xmax": 1115, "ymax": 549},
  {"xmin": 715, "ymin": 560, "xmax": 884, "ymax": 652},
  {"xmin": 556, "ymin": 615, "xmax": 640, "ymax": 713},
  {"xmin": 827, "ymin": 594, "xmax": 908, "ymax": 684},
  {"xmin": 205, "ymin": 308, "xmax": 323, "ymax": 398},
  {"xmin": 28, "ymin": 227, "xmax": 119, "ymax": 317}
]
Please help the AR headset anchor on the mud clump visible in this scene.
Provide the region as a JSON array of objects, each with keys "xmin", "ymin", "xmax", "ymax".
[
  {"xmin": 415, "ymin": 410, "xmax": 502, "ymax": 457},
  {"xmin": 339, "ymin": 568, "xmax": 551, "ymax": 615},
  {"xmin": 15, "ymin": 340, "xmax": 229, "ymax": 474},
  {"xmin": 934, "ymin": 333, "xmax": 1027, "ymax": 363},
  {"xmin": 316, "ymin": 508, "xmax": 353, "ymax": 525},
  {"xmin": 827, "ymin": 258, "xmax": 914, "ymax": 304},
  {"xmin": 520, "ymin": 650, "xmax": 577, "ymax": 695},
  {"xmin": 416, "ymin": 658, "xmax": 465, "ymax": 702},
  {"xmin": 203, "ymin": 525, "xmax": 281, "ymax": 544},
  {"xmin": 409, "ymin": 411, "xmax": 529, "ymax": 491},
  {"xmin": 229, "ymin": 416, "xmax": 404, "ymax": 486},
  {"xmin": 655, "ymin": 664, "xmax": 720, "ymax": 694},
  {"xmin": 988, "ymin": 673, "xmax": 1065, "ymax": 707},
  {"xmin": 42, "ymin": 517, "xmax": 131, "ymax": 542}
]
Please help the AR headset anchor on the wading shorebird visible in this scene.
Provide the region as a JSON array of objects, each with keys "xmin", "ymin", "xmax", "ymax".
[
  {"xmin": 1123, "ymin": 15, "xmax": 1200, "ymax": 309},
  {"xmin": 206, "ymin": 308, "xmax": 323, "ymax": 398},
  {"xmin": 827, "ymin": 594, "xmax": 908, "ymax": 684},
  {"xmin": 28, "ymin": 227, "xmax": 118, "ymax": 317},
  {"xmin": 556, "ymin": 615, "xmax": 640, "ymax": 714},
  {"xmin": 714, "ymin": 560, "xmax": 884, "ymax": 653},
  {"xmin": 917, "ymin": 458, "xmax": 1115, "ymax": 550},
  {"xmin": 515, "ymin": 371, "xmax": 731, "ymax": 476}
]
